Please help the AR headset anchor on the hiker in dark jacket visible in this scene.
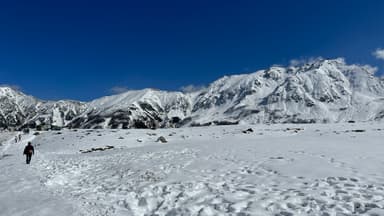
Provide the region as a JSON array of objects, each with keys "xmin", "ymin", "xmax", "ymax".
[{"xmin": 23, "ymin": 142, "xmax": 34, "ymax": 164}]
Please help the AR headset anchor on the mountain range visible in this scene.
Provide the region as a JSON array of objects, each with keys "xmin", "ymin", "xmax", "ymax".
[{"xmin": 2, "ymin": 58, "xmax": 384, "ymax": 130}]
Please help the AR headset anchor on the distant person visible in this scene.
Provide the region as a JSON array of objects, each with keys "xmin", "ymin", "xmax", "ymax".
[
  {"xmin": 18, "ymin": 134, "xmax": 22, "ymax": 142},
  {"xmin": 15, "ymin": 136, "xmax": 18, "ymax": 143},
  {"xmin": 23, "ymin": 142, "xmax": 34, "ymax": 164}
]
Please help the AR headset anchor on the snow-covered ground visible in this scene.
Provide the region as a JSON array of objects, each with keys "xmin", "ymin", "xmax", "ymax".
[{"xmin": 1, "ymin": 123, "xmax": 384, "ymax": 216}]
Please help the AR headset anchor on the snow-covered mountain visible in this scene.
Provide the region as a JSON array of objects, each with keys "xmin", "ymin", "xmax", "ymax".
[
  {"xmin": 2, "ymin": 58, "xmax": 384, "ymax": 130},
  {"xmin": 67, "ymin": 89, "xmax": 192, "ymax": 129},
  {"xmin": 191, "ymin": 58, "xmax": 384, "ymax": 125},
  {"xmin": 0, "ymin": 87, "xmax": 87, "ymax": 130}
]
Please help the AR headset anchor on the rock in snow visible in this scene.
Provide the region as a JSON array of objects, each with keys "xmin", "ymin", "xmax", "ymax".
[
  {"xmin": 156, "ymin": 136, "xmax": 168, "ymax": 143},
  {"xmin": 1, "ymin": 58, "xmax": 384, "ymax": 129}
]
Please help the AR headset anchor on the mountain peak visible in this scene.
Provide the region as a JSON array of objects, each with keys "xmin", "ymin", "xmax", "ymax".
[{"xmin": 0, "ymin": 86, "xmax": 20, "ymax": 95}]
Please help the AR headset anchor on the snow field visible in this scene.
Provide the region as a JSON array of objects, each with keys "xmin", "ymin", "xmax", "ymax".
[{"xmin": 1, "ymin": 123, "xmax": 384, "ymax": 215}]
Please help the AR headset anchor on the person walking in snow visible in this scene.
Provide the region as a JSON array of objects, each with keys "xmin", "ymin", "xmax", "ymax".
[{"xmin": 23, "ymin": 142, "xmax": 34, "ymax": 164}]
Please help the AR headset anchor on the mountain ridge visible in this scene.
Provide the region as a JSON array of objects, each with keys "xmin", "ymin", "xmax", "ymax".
[{"xmin": 1, "ymin": 58, "xmax": 384, "ymax": 130}]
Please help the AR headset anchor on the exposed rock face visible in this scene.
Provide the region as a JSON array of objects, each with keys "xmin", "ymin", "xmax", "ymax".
[{"xmin": 1, "ymin": 58, "xmax": 384, "ymax": 129}]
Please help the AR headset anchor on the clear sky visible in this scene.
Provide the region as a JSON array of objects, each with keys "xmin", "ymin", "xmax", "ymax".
[{"xmin": 1, "ymin": 0, "xmax": 384, "ymax": 101}]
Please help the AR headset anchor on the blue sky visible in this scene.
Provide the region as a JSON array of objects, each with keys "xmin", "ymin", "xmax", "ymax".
[{"xmin": 1, "ymin": 0, "xmax": 384, "ymax": 101}]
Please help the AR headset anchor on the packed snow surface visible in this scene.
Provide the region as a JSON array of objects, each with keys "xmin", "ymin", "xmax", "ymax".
[{"xmin": 1, "ymin": 123, "xmax": 384, "ymax": 215}]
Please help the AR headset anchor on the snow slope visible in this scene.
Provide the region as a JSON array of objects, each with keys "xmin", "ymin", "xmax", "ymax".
[{"xmin": 1, "ymin": 123, "xmax": 384, "ymax": 215}]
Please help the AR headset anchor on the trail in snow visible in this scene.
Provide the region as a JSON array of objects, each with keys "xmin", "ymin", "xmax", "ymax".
[
  {"xmin": 1, "ymin": 123, "xmax": 384, "ymax": 215},
  {"xmin": 0, "ymin": 133, "xmax": 78, "ymax": 216}
]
